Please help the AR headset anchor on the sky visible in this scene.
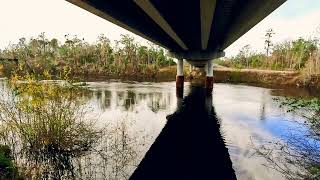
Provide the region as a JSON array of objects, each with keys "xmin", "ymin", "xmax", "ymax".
[{"xmin": 0, "ymin": 0, "xmax": 320, "ymax": 57}]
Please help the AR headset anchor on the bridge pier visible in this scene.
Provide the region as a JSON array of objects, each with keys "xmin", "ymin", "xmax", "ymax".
[
  {"xmin": 205, "ymin": 60, "xmax": 214, "ymax": 95},
  {"xmin": 170, "ymin": 51, "xmax": 223, "ymax": 96},
  {"xmin": 176, "ymin": 59, "xmax": 184, "ymax": 98}
]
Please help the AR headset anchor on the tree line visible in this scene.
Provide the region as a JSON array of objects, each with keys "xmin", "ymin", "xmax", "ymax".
[
  {"xmin": 0, "ymin": 33, "xmax": 175, "ymax": 80},
  {"xmin": 216, "ymin": 29, "xmax": 320, "ymax": 79}
]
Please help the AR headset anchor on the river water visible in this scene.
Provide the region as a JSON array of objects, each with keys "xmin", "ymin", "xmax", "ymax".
[{"xmin": 0, "ymin": 79, "xmax": 319, "ymax": 180}]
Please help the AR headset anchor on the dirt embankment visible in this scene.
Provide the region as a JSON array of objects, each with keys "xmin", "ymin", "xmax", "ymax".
[
  {"xmin": 213, "ymin": 68, "xmax": 299, "ymax": 87},
  {"xmin": 157, "ymin": 65, "xmax": 320, "ymax": 89}
]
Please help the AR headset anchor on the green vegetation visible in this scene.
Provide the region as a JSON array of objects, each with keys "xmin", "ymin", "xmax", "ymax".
[
  {"xmin": 217, "ymin": 37, "xmax": 319, "ymax": 71},
  {"xmin": 279, "ymin": 97, "xmax": 320, "ymax": 139},
  {"xmin": 0, "ymin": 75, "xmax": 149, "ymax": 179},
  {"xmin": 0, "ymin": 33, "xmax": 175, "ymax": 80},
  {"xmin": 0, "ymin": 76, "xmax": 102, "ymax": 178},
  {"xmin": 0, "ymin": 145, "xmax": 21, "ymax": 179},
  {"xmin": 216, "ymin": 29, "xmax": 320, "ymax": 87}
]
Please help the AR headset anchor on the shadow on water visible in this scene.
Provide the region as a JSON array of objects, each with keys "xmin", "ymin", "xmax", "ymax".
[{"xmin": 130, "ymin": 86, "xmax": 237, "ymax": 180}]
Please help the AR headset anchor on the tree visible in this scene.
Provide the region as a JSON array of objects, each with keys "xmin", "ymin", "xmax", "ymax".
[
  {"xmin": 234, "ymin": 44, "xmax": 252, "ymax": 68},
  {"xmin": 265, "ymin": 29, "xmax": 275, "ymax": 56}
]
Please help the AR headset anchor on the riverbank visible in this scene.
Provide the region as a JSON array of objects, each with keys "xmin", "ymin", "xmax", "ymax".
[
  {"xmin": 155, "ymin": 65, "xmax": 319, "ymax": 89},
  {"xmin": 1, "ymin": 65, "xmax": 319, "ymax": 90}
]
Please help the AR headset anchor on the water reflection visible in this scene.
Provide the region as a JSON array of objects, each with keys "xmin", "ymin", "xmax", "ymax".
[
  {"xmin": 0, "ymin": 80, "xmax": 319, "ymax": 179},
  {"xmin": 0, "ymin": 81, "xmax": 154, "ymax": 180},
  {"xmin": 211, "ymin": 84, "xmax": 319, "ymax": 179},
  {"xmin": 252, "ymin": 97, "xmax": 320, "ymax": 179},
  {"xmin": 130, "ymin": 87, "xmax": 236, "ymax": 180},
  {"xmin": 90, "ymin": 88, "xmax": 171, "ymax": 113}
]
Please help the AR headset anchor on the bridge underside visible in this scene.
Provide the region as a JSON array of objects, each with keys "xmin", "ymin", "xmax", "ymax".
[
  {"xmin": 66, "ymin": 0, "xmax": 286, "ymax": 94},
  {"xmin": 67, "ymin": 0, "xmax": 286, "ymax": 61}
]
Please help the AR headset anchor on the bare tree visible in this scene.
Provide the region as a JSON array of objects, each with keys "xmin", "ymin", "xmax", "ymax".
[{"xmin": 265, "ymin": 29, "xmax": 275, "ymax": 56}]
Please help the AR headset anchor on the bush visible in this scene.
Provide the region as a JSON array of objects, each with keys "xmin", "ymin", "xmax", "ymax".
[
  {"xmin": 0, "ymin": 145, "xmax": 21, "ymax": 179},
  {"xmin": 0, "ymin": 77, "xmax": 103, "ymax": 179}
]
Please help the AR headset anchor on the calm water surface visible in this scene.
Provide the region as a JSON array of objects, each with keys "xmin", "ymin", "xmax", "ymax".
[
  {"xmin": 0, "ymin": 79, "xmax": 319, "ymax": 179},
  {"xmin": 85, "ymin": 81, "xmax": 319, "ymax": 179}
]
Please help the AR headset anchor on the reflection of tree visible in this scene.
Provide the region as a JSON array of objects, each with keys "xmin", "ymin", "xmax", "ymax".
[
  {"xmin": 138, "ymin": 93, "xmax": 147, "ymax": 101},
  {"xmin": 97, "ymin": 90, "xmax": 112, "ymax": 110},
  {"xmin": 74, "ymin": 119, "xmax": 150, "ymax": 180},
  {"xmin": 253, "ymin": 97, "xmax": 320, "ymax": 179},
  {"xmin": 116, "ymin": 91, "xmax": 125, "ymax": 108},
  {"xmin": 103, "ymin": 90, "xmax": 112, "ymax": 109},
  {"xmin": 124, "ymin": 90, "xmax": 136, "ymax": 110},
  {"xmin": 149, "ymin": 99, "xmax": 160, "ymax": 113},
  {"xmin": 259, "ymin": 90, "xmax": 267, "ymax": 121},
  {"xmin": 96, "ymin": 90, "xmax": 102, "ymax": 100},
  {"xmin": 147, "ymin": 93, "xmax": 167, "ymax": 113},
  {"xmin": 106, "ymin": 90, "xmax": 171, "ymax": 113}
]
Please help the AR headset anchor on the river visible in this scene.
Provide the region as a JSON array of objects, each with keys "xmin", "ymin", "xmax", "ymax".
[{"xmin": 0, "ymin": 79, "xmax": 319, "ymax": 180}]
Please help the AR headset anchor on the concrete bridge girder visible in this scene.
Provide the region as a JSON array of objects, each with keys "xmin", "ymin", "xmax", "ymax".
[{"xmin": 66, "ymin": 0, "xmax": 287, "ymax": 54}]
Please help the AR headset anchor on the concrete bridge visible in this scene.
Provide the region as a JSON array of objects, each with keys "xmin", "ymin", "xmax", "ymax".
[{"xmin": 66, "ymin": 0, "xmax": 287, "ymax": 94}]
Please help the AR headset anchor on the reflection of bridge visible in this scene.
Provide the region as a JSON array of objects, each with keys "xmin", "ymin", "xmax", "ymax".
[{"xmin": 66, "ymin": 0, "xmax": 286, "ymax": 93}]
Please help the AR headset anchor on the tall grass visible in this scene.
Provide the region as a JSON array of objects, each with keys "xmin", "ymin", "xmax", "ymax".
[
  {"xmin": 0, "ymin": 77, "xmax": 103, "ymax": 179},
  {"xmin": 0, "ymin": 76, "xmax": 150, "ymax": 179},
  {"xmin": 301, "ymin": 52, "xmax": 320, "ymax": 84}
]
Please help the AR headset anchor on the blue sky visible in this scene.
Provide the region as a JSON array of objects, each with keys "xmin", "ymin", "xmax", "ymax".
[{"xmin": 0, "ymin": 0, "xmax": 319, "ymax": 57}]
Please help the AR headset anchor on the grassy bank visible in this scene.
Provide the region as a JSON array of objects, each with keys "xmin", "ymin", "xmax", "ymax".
[{"xmin": 1, "ymin": 61, "xmax": 319, "ymax": 90}]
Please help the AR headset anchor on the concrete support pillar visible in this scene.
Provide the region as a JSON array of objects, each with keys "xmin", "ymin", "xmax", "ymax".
[
  {"xmin": 204, "ymin": 64, "xmax": 208, "ymax": 74},
  {"xmin": 176, "ymin": 59, "xmax": 184, "ymax": 98},
  {"xmin": 207, "ymin": 60, "xmax": 213, "ymax": 77},
  {"xmin": 205, "ymin": 60, "xmax": 214, "ymax": 95},
  {"xmin": 177, "ymin": 59, "xmax": 184, "ymax": 76}
]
